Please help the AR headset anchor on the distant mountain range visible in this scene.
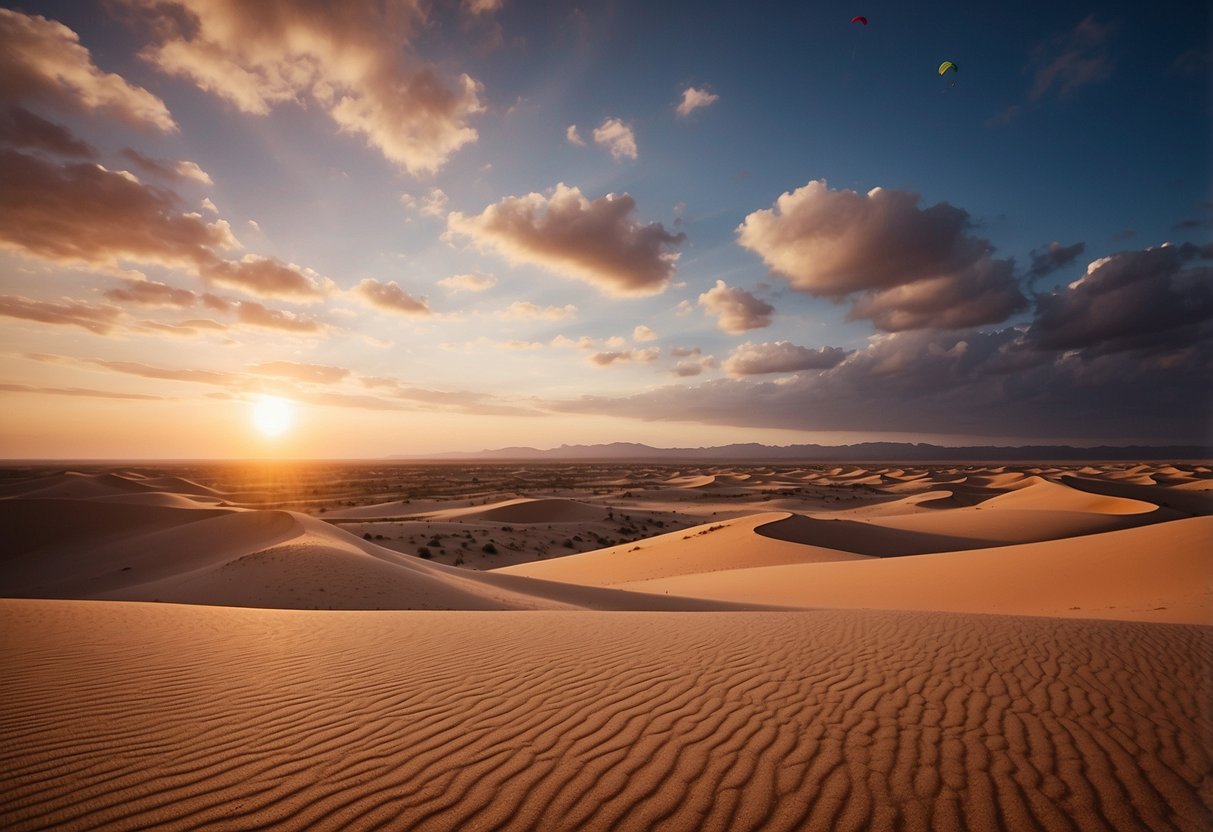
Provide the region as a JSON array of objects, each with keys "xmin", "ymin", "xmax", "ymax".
[{"xmin": 394, "ymin": 441, "xmax": 1212, "ymax": 462}]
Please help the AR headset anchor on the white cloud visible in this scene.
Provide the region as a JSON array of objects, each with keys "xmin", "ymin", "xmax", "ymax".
[
  {"xmin": 676, "ymin": 86, "xmax": 718, "ymax": 117},
  {"xmin": 698, "ymin": 279, "xmax": 774, "ymax": 333},
  {"xmin": 633, "ymin": 324, "xmax": 657, "ymax": 342},
  {"xmin": 0, "ymin": 9, "xmax": 175, "ymax": 131},
  {"xmin": 737, "ymin": 180, "xmax": 1025, "ymax": 331},
  {"xmin": 447, "ymin": 183, "xmax": 685, "ymax": 296},
  {"xmin": 723, "ymin": 341, "xmax": 849, "ymax": 377},
  {"xmin": 175, "ymin": 160, "xmax": 212, "ymax": 184},
  {"xmin": 353, "ymin": 278, "xmax": 432, "ymax": 315},
  {"xmin": 128, "ymin": 0, "xmax": 482, "ymax": 174},
  {"xmin": 566, "ymin": 124, "xmax": 585, "ymax": 146},
  {"xmin": 592, "ymin": 117, "xmax": 637, "ymax": 161}
]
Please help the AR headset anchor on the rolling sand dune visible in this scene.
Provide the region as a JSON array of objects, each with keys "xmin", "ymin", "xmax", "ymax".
[
  {"xmin": 498, "ymin": 513, "xmax": 871, "ymax": 586},
  {"xmin": 0, "ymin": 498, "xmax": 740, "ymax": 612},
  {"xmin": 980, "ymin": 476, "xmax": 1158, "ymax": 514},
  {"xmin": 2, "ymin": 461, "xmax": 1210, "ymax": 831},
  {"xmin": 617, "ymin": 516, "xmax": 1213, "ymax": 624},
  {"xmin": 1062, "ymin": 475, "xmax": 1213, "ymax": 516},
  {"xmin": 425, "ymin": 497, "xmax": 607, "ymax": 524},
  {"xmin": 754, "ymin": 513, "xmax": 994, "ymax": 556},
  {"xmin": 2, "ymin": 600, "xmax": 1209, "ymax": 832}
]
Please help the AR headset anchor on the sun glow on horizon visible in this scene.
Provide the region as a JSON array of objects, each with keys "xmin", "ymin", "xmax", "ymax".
[{"xmin": 251, "ymin": 395, "xmax": 295, "ymax": 438}]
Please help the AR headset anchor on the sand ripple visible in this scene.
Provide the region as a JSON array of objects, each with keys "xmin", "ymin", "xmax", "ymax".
[{"xmin": 1, "ymin": 601, "xmax": 1210, "ymax": 832}]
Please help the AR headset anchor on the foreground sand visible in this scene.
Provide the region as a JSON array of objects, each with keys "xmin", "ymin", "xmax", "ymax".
[
  {"xmin": 2, "ymin": 600, "xmax": 1210, "ymax": 831},
  {"xmin": 2, "ymin": 462, "xmax": 1210, "ymax": 830}
]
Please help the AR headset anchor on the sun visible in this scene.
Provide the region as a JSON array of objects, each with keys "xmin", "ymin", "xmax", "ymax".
[{"xmin": 251, "ymin": 395, "xmax": 294, "ymax": 437}]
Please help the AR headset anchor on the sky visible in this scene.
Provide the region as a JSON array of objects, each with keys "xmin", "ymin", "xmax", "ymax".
[{"xmin": 0, "ymin": 0, "xmax": 1210, "ymax": 458}]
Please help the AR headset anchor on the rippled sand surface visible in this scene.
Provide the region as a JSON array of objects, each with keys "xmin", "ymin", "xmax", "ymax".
[{"xmin": 3, "ymin": 601, "xmax": 1211, "ymax": 831}]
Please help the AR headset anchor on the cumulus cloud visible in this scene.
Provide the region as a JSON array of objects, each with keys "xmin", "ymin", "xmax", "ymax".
[
  {"xmin": 723, "ymin": 341, "xmax": 849, "ymax": 376},
  {"xmin": 447, "ymin": 183, "xmax": 685, "ymax": 296},
  {"xmin": 0, "ymin": 148, "xmax": 232, "ymax": 270},
  {"xmin": 499, "ymin": 301, "xmax": 576, "ymax": 320},
  {"xmin": 566, "ymin": 124, "xmax": 585, "ymax": 146},
  {"xmin": 0, "ymin": 9, "xmax": 175, "ymax": 130},
  {"xmin": 549, "ymin": 244, "xmax": 1213, "ymax": 443},
  {"xmin": 0, "ymin": 295, "xmax": 123, "ymax": 334},
  {"xmin": 552, "ymin": 323, "xmax": 1209, "ymax": 442},
  {"xmin": 1024, "ymin": 243, "xmax": 1213, "ymax": 356},
  {"xmin": 0, "ymin": 147, "xmax": 334, "ymax": 305},
  {"xmin": 592, "ymin": 117, "xmax": 637, "ymax": 161},
  {"xmin": 0, "ymin": 106, "xmax": 95, "ymax": 157},
  {"xmin": 201, "ymin": 255, "xmax": 329, "ymax": 300},
  {"xmin": 698, "ymin": 279, "xmax": 774, "ymax": 333},
  {"xmin": 633, "ymin": 324, "xmax": 657, "ymax": 342},
  {"xmin": 676, "ymin": 86, "xmax": 718, "ymax": 117},
  {"xmin": 673, "ymin": 354, "xmax": 717, "ymax": 377},
  {"xmin": 1027, "ymin": 240, "xmax": 1086, "ymax": 281},
  {"xmin": 438, "ymin": 272, "xmax": 496, "ymax": 292},
  {"xmin": 1029, "ymin": 15, "xmax": 1115, "ymax": 102},
  {"xmin": 126, "ymin": 0, "xmax": 482, "ymax": 174},
  {"xmin": 353, "ymin": 278, "xmax": 432, "ymax": 315},
  {"xmin": 737, "ymin": 180, "xmax": 1026, "ymax": 331}
]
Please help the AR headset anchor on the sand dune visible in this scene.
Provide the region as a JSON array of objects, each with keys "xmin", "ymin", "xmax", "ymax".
[
  {"xmin": 0, "ymin": 498, "xmax": 741, "ymax": 612},
  {"xmin": 617, "ymin": 516, "xmax": 1213, "ymax": 624},
  {"xmin": 425, "ymin": 497, "xmax": 607, "ymax": 523},
  {"xmin": 980, "ymin": 475, "xmax": 1158, "ymax": 514},
  {"xmin": 498, "ymin": 513, "xmax": 871, "ymax": 586},
  {"xmin": 2, "ymin": 600, "xmax": 1209, "ymax": 832},
  {"xmin": 1062, "ymin": 474, "xmax": 1213, "ymax": 516},
  {"xmin": 2, "ymin": 461, "xmax": 1212, "ymax": 831}
]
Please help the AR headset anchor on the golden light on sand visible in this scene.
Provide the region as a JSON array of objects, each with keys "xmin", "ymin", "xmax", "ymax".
[{"xmin": 251, "ymin": 395, "xmax": 294, "ymax": 437}]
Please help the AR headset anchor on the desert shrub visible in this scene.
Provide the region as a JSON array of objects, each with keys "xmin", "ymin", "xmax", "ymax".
[
  {"xmin": 482, "ymin": 542, "xmax": 498, "ymax": 555},
  {"xmin": 363, "ymin": 532, "xmax": 372, "ymax": 540},
  {"xmin": 417, "ymin": 547, "xmax": 432, "ymax": 559}
]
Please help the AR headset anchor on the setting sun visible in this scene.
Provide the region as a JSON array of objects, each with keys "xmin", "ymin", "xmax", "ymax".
[{"xmin": 251, "ymin": 396, "xmax": 294, "ymax": 437}]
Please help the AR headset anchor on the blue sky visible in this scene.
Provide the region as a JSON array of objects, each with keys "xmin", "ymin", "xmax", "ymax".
[{"xmin": 0, "ymin": 0, "xmax": 1209, "ymax": 457}]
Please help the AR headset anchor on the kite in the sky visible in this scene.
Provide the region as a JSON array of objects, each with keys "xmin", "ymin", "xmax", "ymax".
[
  {"xmin": 938, "ymin": 61, "xmax": 958, "ymax": 76},
  {"xmin": 851, "ymin": 15, "xmax": 868, "ymax": 25}
]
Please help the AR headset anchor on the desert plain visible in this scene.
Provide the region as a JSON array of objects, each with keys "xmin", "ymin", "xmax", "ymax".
[{"xmin": 1, "ymin": 459, "xmax": 1211, "ymax": 830}]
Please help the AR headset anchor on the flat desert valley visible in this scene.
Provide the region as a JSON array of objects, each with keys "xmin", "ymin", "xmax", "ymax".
[{"xmin": 1, "ymin": 460, "xmax": 1210, "ymax": 830}]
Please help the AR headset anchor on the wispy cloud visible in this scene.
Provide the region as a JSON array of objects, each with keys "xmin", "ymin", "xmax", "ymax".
[
  {"xmin": 0, "ymin": 295, "xmax": 123, "ymax": 334},
  {"xmin": 498, "ymin": 301, "xmax": 576, "ymax": 320},
  {"xmin": 1029, "ymin": 15, "xmax": 1115, "ymax": 102},
  {"xmin": 438, "ymin": 272, "xmax": 496, "ymax": 292},
  {"xmin": 0, "ymin": 9, "xmax": 175, "ymax": 130}
]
